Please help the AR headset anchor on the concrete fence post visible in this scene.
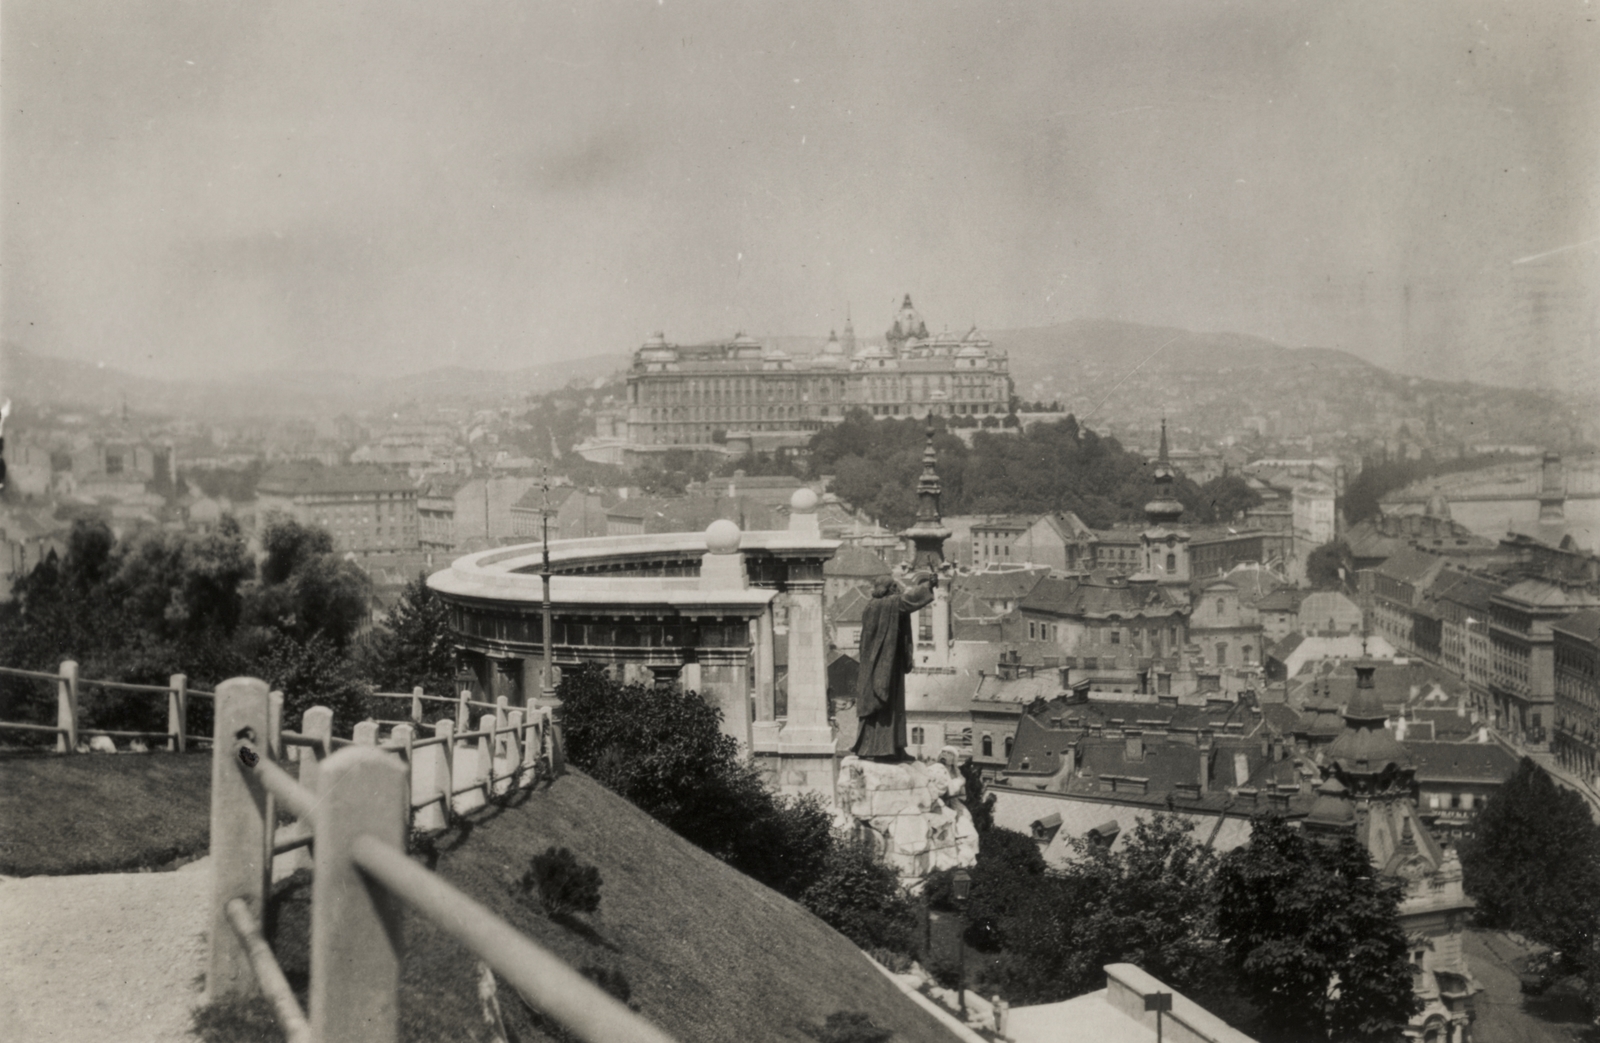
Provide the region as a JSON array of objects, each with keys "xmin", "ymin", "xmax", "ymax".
[
  {"xmin": 531, "ymin": 697, "xmax": 550, "ymax": 771},
  {"xmin": 309, "ymin": 746, "xmax": 407, "ymax": 1043},
  {"xmin": 411, "ymin": 686, "xmax": 424, "ymax": 722},
  {"xmin": 206, "ymin": 677, "xmax": 271, "ymax": 1002},
  {"xmin": 479, "ymin": 713, "xmax": 497, "ymax": 798},
  {"xmin": 456, "ymin": 688, "xmax": 470, "ymax": 731},
  {"xmin": 264, "ymin": 690, "xmax": 284, "ymax": 885},
  {"xmin": 504, "ymin": 710, "xmax": 523, "ymax": 791},
  {"xmin": 293, "ymin": 706, "xmax": 334, "ymax": 872},
  {"xmin": 167, "ymin": 674, "xmax": 188, "ymax": 753},
  {"xmin": 57, "ymin": 660, "xmax": 78, "ymax": 753},
  {"xmin": 425, "ymin": 719, "xmax": 454, "ymax": 827},
  {"xmin": 353, "ymin": 720, "xmax": 380, "ymax": 746},
  {"xmin": 390, "ymin": 723, "xmax": 416, "ymax": 833},
  {"xmin": 494, "ymin": 695, "xmax": 509, "ymax": 731},
  {"xmin": 453, "ymin": 719, "xmax": 485, "ymax": 815}
]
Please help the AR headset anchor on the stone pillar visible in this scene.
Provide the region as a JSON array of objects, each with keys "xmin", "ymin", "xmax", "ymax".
[
  {"xmin": 778, "ymin": 558, "xmax": 836, "ymax": 800},
  {"xmin": 698, "ymin": 651, "xmax": 753, "ymax": 755},
  {"xmin": 751, "ymin": 610, "xmax": 780, "ymax": 754}
]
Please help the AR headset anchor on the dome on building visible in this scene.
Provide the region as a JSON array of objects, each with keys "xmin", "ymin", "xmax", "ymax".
[
  {"xmin": 732, "ymin": 331, "xmax": 761, "ymax": 348},
  {"xmin": 642, "ymin": 331, "xmax": 669, "ymax": 349},
  {"xmin": 1326, "ymin": 665, "xmax": 1411, "ymax": 779},
  {"xmin": 790, "ymin": 487, "xmax": 819, "ymax": 513},
  {"xmin": 954, "ymin": 344, "xmax": 987, "ymax": 359},
  {"xmin": 822, "ymin": 330, "xmax": 844, "ymax": 355},
  {"xmin": 704, "ymin": 519, "xmax": 742, "ymax": 555},
  {"xmin": 1423, "ymin": 490, "xmax": 1452, "ymax": 521}
]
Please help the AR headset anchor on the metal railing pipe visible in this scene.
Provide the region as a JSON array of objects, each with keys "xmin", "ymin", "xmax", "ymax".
[
  {"xmin": 349, "ymin": 835, "xmax": 678, "ymax": 1043},
  {"xmin": 223, "ymin": 898, "xmax": 312, "ymax": 1043}
]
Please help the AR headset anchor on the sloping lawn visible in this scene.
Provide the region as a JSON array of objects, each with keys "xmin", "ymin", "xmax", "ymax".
[
  {"xmin": 203, "ymin": 770, "xmax": 955, "ymax": 1043},
  {"xmin": 0, "ymin": 749, "xmax": 212, "ymax": 876}
]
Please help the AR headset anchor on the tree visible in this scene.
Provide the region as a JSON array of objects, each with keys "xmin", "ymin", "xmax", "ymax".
[
  {"xmin": 1215, "ymin": 815, "xmax": 1419, "ymax": 1043},
  {"xmin": 1305, "ymin": 540, "xmax": 1355, "ymax": 592},
  {"xmin": 1196, "ymin": 474, "xmax": 1262, "ymax": 524},
  {"xmin": 1459, "ymin": 759, "xmax": 1600, "ymax": 972},
  {"xmin": 249, "ymin": 515, "xmax": 371, "ymax": 647},
  {"xmin": 253, "ymin": 630, "xmax": 372, "ymax": 734},
  {"xmin": 358, "ymin": 574, "xmax": 456, "ymax": 697},
  {"xmin": 959, "ymin": 759, "xmax": 996, "ymax": 834}
]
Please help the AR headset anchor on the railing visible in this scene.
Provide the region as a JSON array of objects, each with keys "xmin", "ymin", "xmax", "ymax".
[
  {"xmin": 0, "ymin": 660, "xmax": 215, "ymax": 753},
  {"xmin": 208, "ymin": 676, "xmax": 673, "ymax": 1043}
]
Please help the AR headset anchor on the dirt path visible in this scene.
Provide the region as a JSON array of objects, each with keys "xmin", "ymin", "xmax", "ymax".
[{"xmin": 0, "ymin": 860, "xmax": 210, "ymax": 1043}]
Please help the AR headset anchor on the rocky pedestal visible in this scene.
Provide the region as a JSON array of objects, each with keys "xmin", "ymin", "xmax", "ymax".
[{"xmin": 835, "ymin": 756, "xmax": 979, "ymax": 883}]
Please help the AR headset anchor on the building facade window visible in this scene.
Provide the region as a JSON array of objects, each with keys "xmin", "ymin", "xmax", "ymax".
[{"xmin": 911, "ymin": 726, "xmax": 925, "ymax": 745}]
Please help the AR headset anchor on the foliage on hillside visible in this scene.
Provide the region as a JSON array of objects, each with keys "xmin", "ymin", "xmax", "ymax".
[
  {"xmin": 811, "ymin": 411, "xmax": 1245, "ymax": 531},
  {"xmin": 557, "ymin": 663, "xmax": 914, "ymax": 951}
]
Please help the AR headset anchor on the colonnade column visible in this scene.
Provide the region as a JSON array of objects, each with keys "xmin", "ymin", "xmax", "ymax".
[
  {"xmin": 750, "ymin": 609, "xmax": 780, "ymax": 755},
  {"xmin": 777, "ymin": 558, "xmax": 836, "ymax": 799},
  {"xmin": 698, "ymin": 650, "xmax": 753, "ymax": 756}
]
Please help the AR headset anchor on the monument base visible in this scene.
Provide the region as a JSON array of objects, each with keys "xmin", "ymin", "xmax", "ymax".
[{"xmin": 835, "ymin": 755, "xmax": 978, "ymax": 883}]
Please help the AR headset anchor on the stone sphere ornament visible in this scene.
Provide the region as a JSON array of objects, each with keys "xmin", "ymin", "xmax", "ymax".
[{"xmin": 704, "ymin": 518, "xmax": 742, "ymax": 555}]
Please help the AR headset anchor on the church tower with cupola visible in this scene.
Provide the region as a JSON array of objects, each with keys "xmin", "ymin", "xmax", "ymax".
[
  {"xmin": 1301, "ymin": 664, "xmax": 1479, "ymax": 1043},
  {"xmin": 1140, "ymin": 420, "xmax": 1192, "ymax": 585},
  {"xmin": 901, "ymin": 423, "xmax": 954, "ymax": 669}
]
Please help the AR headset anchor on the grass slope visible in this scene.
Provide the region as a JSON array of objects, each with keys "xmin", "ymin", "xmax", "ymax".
[
  {"xmin": 0, "ymin": 749, "xmax": 212, "ymax": 875},
  {"xmin": 235, "ymin": 770, "xmax": 954, "ymax": 1043}
]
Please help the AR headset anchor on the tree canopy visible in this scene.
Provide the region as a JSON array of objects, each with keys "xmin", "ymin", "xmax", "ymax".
[
  {"xmin": 1214, "ymin": 815, "xmax": 1419, "ymax": 1043},
  {"xmin": 810, "ymin": 411, "xmax": 1215, "ymax": 531},
  {"xmin": 1459, "ymin": 758, "xmax": 1600, "ymax": 987}
]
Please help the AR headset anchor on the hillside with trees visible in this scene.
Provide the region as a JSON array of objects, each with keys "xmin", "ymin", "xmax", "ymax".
[{"xmin": 811, "ymin": 411, "xmax": 1254, "ymax": 532}]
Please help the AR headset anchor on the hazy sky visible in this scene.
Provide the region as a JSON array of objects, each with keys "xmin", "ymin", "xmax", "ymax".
[{"xmin": 4, "ymin": 1, "xmax": 1597, "ymax": 385}]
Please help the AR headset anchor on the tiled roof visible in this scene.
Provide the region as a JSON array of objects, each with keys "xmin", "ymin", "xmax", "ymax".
[
  {"xmin": 952, "ymin": 568, "xmax": 1049, "ymax": 602},
  {"xmin": 1375, "ymin": 546, "xmax": 1449, "ymax": 586},
  {"xmin": 1435, "ymin": 572, "xmax": 1505, "ymax": 613},
  {"xmin": 1017, "ymin": 576, "xmax": 1082, "ymax": 614},
  {"xmin": 973, "ymin": 673, "xmax": 1063, "ymax": 705},
  {"xmin": 1496, "ymin": 579, "xmax": 1600, "ymax": 611},
  {"xmin": 826, "ymin": 587, "xmax": 871, "ymax": 625},
  {"xmin": 510, "ymin": 485, "xmax": 578, "ymax": 511},
  {"xmin": 1553, "ymin": 609, "xmax": 1600, "ymax": 643},
  {"xmin": 1253, "ymin": 589, "xmax": 1303, "ymax": 612},
  {"xmin": 260, "ymin": 465, "xmax": 417, "ymax": 496},
  {"xmin": 1404, "ymin": 741, "xmax": 1520, "ymax": 783},
  {"xmin": 823, "ymin": 545, "xmax": 891, "ymax": 578},
  {"xmin": 1267, "ymin": 633, "xmax": 1305, "ymax": 661}
]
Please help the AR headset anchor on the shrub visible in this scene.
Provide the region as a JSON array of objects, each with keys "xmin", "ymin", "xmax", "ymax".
[
  {"xmin": 520, "ymin": 846, "xmax": 602, "ymax": 918},
  {"xmin": 801, "ymin": 1011, "xmax": 893, "ymax": 1043},
  {"xmin": 799, "ymin": 833, "xmax": 916, "ymax": 953}
]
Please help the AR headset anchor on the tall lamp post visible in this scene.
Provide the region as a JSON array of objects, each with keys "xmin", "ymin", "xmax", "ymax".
[
  {"xmin": 539, "ymin": 468, "xmax": 564, "ymax": 775},
  {"xmin": 951, "ymin": 867, "xmax": 971, "ymax": 1020}
]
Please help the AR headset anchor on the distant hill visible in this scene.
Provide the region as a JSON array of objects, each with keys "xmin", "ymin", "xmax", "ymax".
[
  {"xmin": 267, "ymin": 770, "xmax": 953, "ymax": 1042},
  {"xmin": 985, "ymin": 319, "xmax": 1584, "ymax": 450},
  {"xmin": 0, "ymin": 342, "xmax": 629, "ymax": 417}
]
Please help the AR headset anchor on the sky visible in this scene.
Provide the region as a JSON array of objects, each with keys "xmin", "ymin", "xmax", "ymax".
[{"xmin": 3, "ymin": 1, "xmax": 1597, "ymax": 387}]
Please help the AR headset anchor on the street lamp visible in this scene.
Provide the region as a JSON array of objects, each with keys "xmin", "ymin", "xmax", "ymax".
[{"xmin": 951, "ymin": 867, "xmax": 972, "ymax": 1020}]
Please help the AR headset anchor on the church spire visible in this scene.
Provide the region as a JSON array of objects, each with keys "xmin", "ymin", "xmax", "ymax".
[
  {"xmin": 901, "ymin": 421, "xmax": 952, "ymax": 571},
  {"xmin": 1143, "ymin": 418, "xmax": 1184, "ymax": 526}
]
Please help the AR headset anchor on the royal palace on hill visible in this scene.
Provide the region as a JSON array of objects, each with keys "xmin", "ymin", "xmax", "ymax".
[{"xmin": 615, "ymin": 295, "xmax": 1013, "ymax": 457}]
